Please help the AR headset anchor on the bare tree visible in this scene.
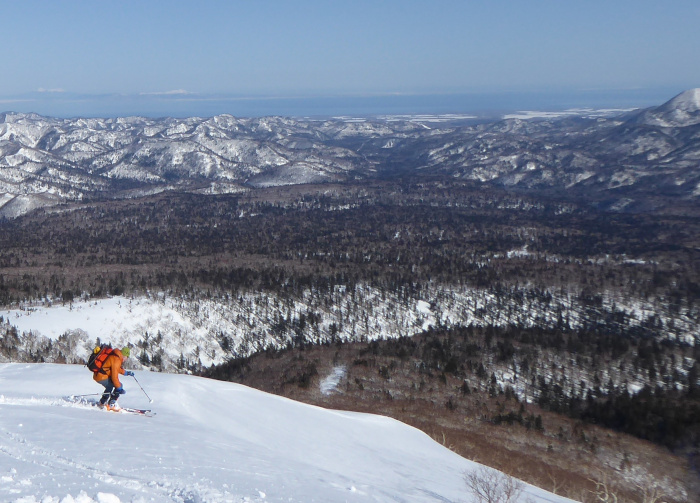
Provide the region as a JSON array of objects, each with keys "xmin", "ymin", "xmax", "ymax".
[
  {"xmin": 588, "ymin": 473, "xmax": 619, "ymax": 503},
  {"xmin": 546, "ymin": 469, "xmax": 566, "ymax": 496},
  {"xmin": 635, "ymin": 481, "xmax": 666, "ymax": 503},
  {"xmin": 465, "ymin": 466, "xmax": 525, "ymax": 503}
]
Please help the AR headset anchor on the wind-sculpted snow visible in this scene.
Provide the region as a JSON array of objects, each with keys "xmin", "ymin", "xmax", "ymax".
[{"xmin": 0, "ymin": 363, "xmax": 577, "ymax": 502}]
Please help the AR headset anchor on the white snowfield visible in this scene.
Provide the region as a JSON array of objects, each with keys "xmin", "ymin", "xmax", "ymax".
[{"xmin": 0, "ymin": 364, "xmax": 577, "ymax": 503}]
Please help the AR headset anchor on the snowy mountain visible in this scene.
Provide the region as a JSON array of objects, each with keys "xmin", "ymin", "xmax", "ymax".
[
  {"xmin": 2, "ymin": 89, "xmax": 700, "ymax": 217},
  {"xmin": 0, "ymin": 113, "xmax": 375, "ymax": 216},
  {"xmin": 0, "ymin": 362, "xmax": 575, "ymax": 503},
  {"xmin": 631, "ymin": 88, "xmax": 700, "ymax": 127}
]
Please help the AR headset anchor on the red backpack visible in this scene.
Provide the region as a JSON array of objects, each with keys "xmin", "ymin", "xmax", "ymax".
[{"xmin": 87, "ymin": 344, "xmax": 114, "ymax": 374}]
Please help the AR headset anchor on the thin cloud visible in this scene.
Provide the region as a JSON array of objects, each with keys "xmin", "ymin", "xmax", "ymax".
[
  {"xmin": 139, "ymin": 89, "xmax": 192, "ymax": 96},
  {"xmin": 37, "ymin": 88, "xmax": 66, "ymax": 93},
  {"xmin": 0, "ymin": 99, "xmax": 36, "ymax": 103}
]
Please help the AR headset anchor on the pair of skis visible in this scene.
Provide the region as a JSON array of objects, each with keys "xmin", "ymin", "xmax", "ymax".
[
  {"xmin": 64, "ymin": 395, "xmax": 156, "ymax": 417},
  {"xmin": 102, "ymin": 404, "xmax": 155, "ymax": 417}
]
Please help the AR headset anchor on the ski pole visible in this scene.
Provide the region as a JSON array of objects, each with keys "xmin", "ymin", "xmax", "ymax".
[{"xmin": 131, "ymin": 375, "xmax": 154, "ymax": 403}]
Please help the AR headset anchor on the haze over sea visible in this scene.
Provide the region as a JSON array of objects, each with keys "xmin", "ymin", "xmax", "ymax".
[{"xmin": 2, "ymin": 87, "xmax": 680, "ymax": 119}]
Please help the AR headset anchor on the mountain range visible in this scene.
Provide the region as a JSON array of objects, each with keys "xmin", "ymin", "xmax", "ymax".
[{"xmin": 1, "ymin": 89, "xmax": 699, "ymax": 218}]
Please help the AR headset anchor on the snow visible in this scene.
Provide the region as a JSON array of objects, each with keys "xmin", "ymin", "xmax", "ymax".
[
  {"xmin": 0, "ymin": 193, "xmax": 15, "ymax": 208},
  {"xmin": 5, "ymin": 298, "xmax": 209, "ymax": 358},
  {"xmin": 0, "ymin": 193, "xmax": 62, "ymax": 219},
  {"xmin": 415, "ymin": 300, "xmax": 433, "ymax": 330},
  {"xmin": 506, "ymin": 246, "xmax": 533, "ymax": 259},
  {"xmin": 377, "ymin": 114, "xmax": 477, "ymax": 123},
  {"xmin": 670, "ymin": 88, "xmax": 700, "ymax": 111},
  {"xmin": 640, "ymin": 88, "xmax": 700, "ymax": 127},
  {"xmin": 0, "ymin": 363, "xmax": 576, "ymax": 503},
  {"xmin": 320, "ymin": 366, "xmax": 346, "ymax": 395},
  {"xmin": 503, "ymin": 108, "xmax": 634, "ymax": 120}
]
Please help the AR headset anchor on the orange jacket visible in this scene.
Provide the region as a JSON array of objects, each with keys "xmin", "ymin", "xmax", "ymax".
[{"xmin": 92, "ymin": 348, "xmax": 126, "ymax": 388}]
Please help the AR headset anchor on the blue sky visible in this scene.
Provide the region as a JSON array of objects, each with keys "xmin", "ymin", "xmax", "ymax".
[{"xmin": 2, "ymin": 0, "xmax": 699, "ymax": 117}]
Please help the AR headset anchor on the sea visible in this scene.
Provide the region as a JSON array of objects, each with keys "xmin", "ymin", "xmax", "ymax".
[{"xmin": 0, "ymin": 87, "xmax": 684, "ymax": 119}]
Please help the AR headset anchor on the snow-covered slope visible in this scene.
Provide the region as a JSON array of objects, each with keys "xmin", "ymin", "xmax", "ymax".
[
  {"xmin": 0, "ymin": 363, "xmax": 575, "ymax": 503},
  {"xmin": 633, "ymin": 88, "xmax": 700, "ymax": 127}
]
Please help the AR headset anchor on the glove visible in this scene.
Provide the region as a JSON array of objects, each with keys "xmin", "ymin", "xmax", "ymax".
[
  {"xmin": 125, "ymin": 371, "xmax": 134, "ymax": 377},
  {"xmin": 115, "ymin": 387, "xmax": 126, "ymax": 394}
]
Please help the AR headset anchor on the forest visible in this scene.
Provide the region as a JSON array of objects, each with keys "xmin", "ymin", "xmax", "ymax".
[{"xmin": 1, "ymin": 178, "xmax": 698, "ymax": 304}]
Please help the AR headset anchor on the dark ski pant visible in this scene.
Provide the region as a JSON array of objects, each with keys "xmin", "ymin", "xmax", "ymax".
[{"xmin": 96, "ymin": 379, "xmax": 121, "ymax": 405}]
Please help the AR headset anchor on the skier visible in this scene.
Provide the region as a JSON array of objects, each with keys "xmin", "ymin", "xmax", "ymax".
[{"xmin": 94, "ymin": 346, "xmax": 134, "ymax": 410}]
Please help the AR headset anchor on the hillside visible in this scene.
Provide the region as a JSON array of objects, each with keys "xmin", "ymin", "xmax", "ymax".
[
  {"xmin": 203, "ymin": 330, "xmax": 698, "ymax": 503},
  {"xmin": 0, "ymin": 362, "xmax": 575, "ymax": 503}
]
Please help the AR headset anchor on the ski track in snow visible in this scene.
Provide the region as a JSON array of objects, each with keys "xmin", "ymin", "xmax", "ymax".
[
  {"xmin": 0, "ymin": 414, "xmax": 243, "ymax": 503},
  {"xmin": 0, "ymin": 413, "xmax": 284, "ymax": 503}
]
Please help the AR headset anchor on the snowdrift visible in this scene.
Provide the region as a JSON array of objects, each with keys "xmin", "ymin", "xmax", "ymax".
[{"xmin": 0, "ymin": 363, "xmax": 575, "ymax": 503}]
